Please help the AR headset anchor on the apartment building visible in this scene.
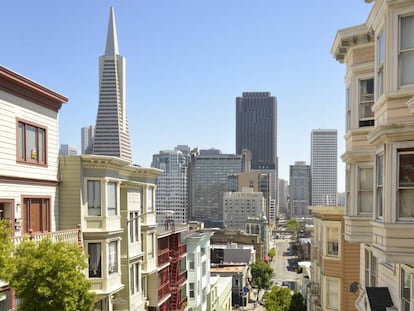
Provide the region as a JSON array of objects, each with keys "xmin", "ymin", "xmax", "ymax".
[
  {"xmin": 0, "ymin": 65, "xmax": 74, "ymax": 310},
  {"xmin": 331, "ymin": 1, "xmax": 414, "ymax": 308},
  {"xmin": 309, "ymin": 206, "xmax": 360, "ymax": 311},
  {"xmin": 149, "ymin": 224, "xmax": 188, "ymax": 311}
]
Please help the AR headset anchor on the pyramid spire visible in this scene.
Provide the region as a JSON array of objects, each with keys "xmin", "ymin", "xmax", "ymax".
[{"xmin": 105, "ymin": 7, "xmax": 119, "ymax": 56}]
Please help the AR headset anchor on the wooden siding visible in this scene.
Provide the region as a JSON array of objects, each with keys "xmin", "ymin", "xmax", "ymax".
[
  {"xmin": 0, "ymin": 90, "xmax": 59, "ymax": 181},
  {"xmin": 58, "ymin": 156, "xmax": 82, "ymax": 230}
]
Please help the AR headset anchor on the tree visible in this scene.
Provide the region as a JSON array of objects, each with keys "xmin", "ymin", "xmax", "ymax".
[
  {"xmin": 289, "ymin": 292, "xmax": 306, "ymax": 311},
  {"xmin": 286, "ymin": 219, "xmax": 300, "ymax": 240},
  {"xmin": 250, "ymin": 260, "xmax": 273, "ymax": 292},
  {"xmin": 264, "ymin": 286, "xmax": 291, "ymax": 311},
  {"xmin": 0, "ymin": 219, "xmax": 13, "ymax": 281},
  {"xmin": 10, "ymin": 238, "xmax": 95, "ymax": 311},
  {"xmin": 268, "ymin": 248, "xmax": 276, "ymax": 261}
]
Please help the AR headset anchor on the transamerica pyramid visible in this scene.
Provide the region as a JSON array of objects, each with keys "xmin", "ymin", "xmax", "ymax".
[{"xmin": 92, "ymin": 7, "xmax": 132, "ymax": 163}]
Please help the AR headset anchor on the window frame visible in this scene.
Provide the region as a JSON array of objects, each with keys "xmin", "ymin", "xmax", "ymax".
[
  {"xmin": 399, "ymin": 14, "xmax": 414, "ymax": 87},
  {"xmin": 375, "ymin": 153, "xmax": 384, "ymax": 220},
  {"xmin": 108, "ymin": 240, "xmax": 119, "ymax": 274},
  {"xmin": 357, "ymin": 164, "xmax": 374, "ymax": 216},
  {"xmin": 16, "ymin": 118, "xmax": 47, "ymax": 165},
  {"xmin": 376, "ymin": 29, "xmax": 385, "ymax": 98},
  {"xmin": 324, "ymin": 277, "xmax": 339, "ymax": 310},
  {"xmin": 358, "ymin": 78, "xmax": 375, "ymax": 128},
  {"xmin": 88, "ymin": 242, "xmax": 102, "ymax": 278},
  {"xmin": 22, "ymin": 197, "xmax": 50, "ymax": 234},
  {"xmin": 87, "ymin": 180, "xmax": 102, "ymax": 216},
  {"xmin": 326, "ymin": 226, "xmax": 339, "ymax": 258},
  {"xmin": 106, "ymin": 181, "xmax": 118, "ymax": 216},
  {"xmin": 401, "ymin": 267, "xmax": 412, "ymax": 311},
  {"xmin": 397, "ymin": 150, "xmax": 414, "ymax": 220}
]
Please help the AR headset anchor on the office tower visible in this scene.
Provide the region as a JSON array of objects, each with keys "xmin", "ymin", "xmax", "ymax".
[
  {"xmin": 81, "ymin": 125, "xmax": 95, "ymax": 154},
  {"xmin": 151, "ymin": 148, "xmax": 190, "ymax": 224},
  {"xmin": 59, "ymin": 144, "xmax": 78, "ymax": 156},
  {"xmin": 92, "ymin": 8, "xmax": 132, "ymax": 162},
  {"xmin": 289, "ymin": 161, "xmax": 311, "ymax": 217},
  {"xmin": 189, "ymin": 148, "xmax": 243, "ymax": 226},
  {"xmin": 311, "ymin": 129, "xmax": 337, "ymax": 206},
  {"xmin": 278, "ymin": 179, "xmax": 289, "ymax": 215},
  {"xmin": 236, "ymin": 92, "xmax": 278, "ymax": 224}
]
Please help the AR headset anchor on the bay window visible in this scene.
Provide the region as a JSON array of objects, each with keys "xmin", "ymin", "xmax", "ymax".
[
  {"xmin": 359, "ymin": 78, "xmax": 374, "ymax": 127},
  {"xmin": 400, "ymin": 15, "xmax": 414, "ymax": 86},
  {"xmin": 108, "ymin": 240, "xmax": 118, "ymax": 274},
  {"xmin": 327, "ymin": 226, "xmax": 339, "ymax": 257},
  {"xmin": 376, "ymin": 154, "xmax": 384, "ymax": 219},
  {"xmin": 398, "ymin": 151, "xmax": 414, "ymax": 218},
  {"xmin": 107, "ymin": 181, "xmax": 117, "ymax": 216},
  {"xmin": 87, "ymin": 180, "xmax": 101, "ymax": 216},
  {"xmin": 88, "ymin": 243, "xmax": 102, "ymax": 278},
  {"xmin": 401, "ymin": 268, "xmax": 411, "ymax": 311},
  {"xmin": 358, "ymin": 166, "xmax": 373, "ymax": 215}
]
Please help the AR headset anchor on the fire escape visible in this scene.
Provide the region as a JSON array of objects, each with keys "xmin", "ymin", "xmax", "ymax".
[{"xmin": 169, "ymin": 233, "xmax": 181, "ymax": 311}]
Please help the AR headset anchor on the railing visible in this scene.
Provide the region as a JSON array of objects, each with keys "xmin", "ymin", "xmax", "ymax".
[
  {"xmin": 12, "ymin": 225, "xmax": 82, "ymax": 247},
  {"xmin": 158, "ymin": 281, "xmax": 170, "ymax": 300},
  {"xmin": 178, "ymin": 244, "xmax": 187, "ymax": 255},
  {"xmin": 158, "ymin": 249, "xmax": 170, "ymax": 266}
]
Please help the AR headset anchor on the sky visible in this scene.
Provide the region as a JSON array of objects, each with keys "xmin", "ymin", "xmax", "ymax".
[{"xmin": 1, "ymin": 1, "xmax": 374, "ymax": 192}]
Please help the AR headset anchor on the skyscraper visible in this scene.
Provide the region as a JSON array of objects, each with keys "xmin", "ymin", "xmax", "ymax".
[
  {"xmin": 81, "ymin": 125, "xmax": 95, "ymax": 154},
  {"xmin": 151, "ymin": 148, "xmax": 190, "ymax": 224},
  {"xmin": 92, "ymin": 7, "xmax": 132, "ymax": 162},
  {"xmin": 311, "ymin": 129, "xmax": 337, "ymax": 206},
  {"xmin": 189, "ymin": 148, "xmax": 243, "ymax": 226},
  {"xmin": 289, "ymin": 161, "xmax": 311, "ymax": 216},
  {"xmin": 236, "ymin": 92, "xmax": 278, "ymax": 224},
  {"xmin": 59, "ymin": 144, "xmax": 78, "ymax": 156}
]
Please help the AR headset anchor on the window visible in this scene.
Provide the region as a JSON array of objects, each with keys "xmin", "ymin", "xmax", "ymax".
[
  {"xmin": 326, "ymin": 278, "xmax": 339, "ymax": 310},
  {"xmin": 88, "ymin": 243, "xmax": 102, "ymax": 278},
  {"xmin": 400, "ymin": 15, "xmax": 414, "ymax": 86},
  {"xmin": 359, "ymin": 79, "xmax": 374, "ymax": 127},
  {"xmin": 147, "ymin": 233, "xmax": 154, "ymax": 258},
  {"xmin": 188, "ymin": 254, "xmax": 195, "ymax": 270},
  {"xmin": 346, "ymin": 87, "xmax": 351, "ymax": 131},
  {"xmin": 88, "ymin": 180, "xmax": 101, "ymax": 216},
  {"xmin": 358, "ymin": 166, "xmax": 373, "ymax": 215},
  {"xmin": 146, "ymin": 187, "xmax": 154, "ymax": 212},
  {"xmin": 398, "ymin": 151, "xmax": 414, "ymax": 218},
  {"xmin": 376, "ymin": 154, "xmax": 384, "ymax": 219},
  {"xmin": 17, "ymin": 120, "xmax": 46, "ymax": 164},
  {"xmin": 189, "ymin": 283, "xmax": 195, "ymax": 299},
  {"xmin": 377, "ymin": 30, "xmax": 385, "ymax": 97},
  {"xmin": 107, "ymin": 181, "xmax": 117, "ymax": 216},
  {"xmin": 108, "ymin": 241, "xmax": 118, "ymax": 274},
  {"xmin": 345, "ymin": 167, "xmax": 350, "ymax": 216},
  {"xmin": 129, "ymin": 212, "xmax": 139, "ymax": 243},
  {"xmin": 364, "ymin": 249, "xmax": 377, "ymax": 287},
  {"xmin": 327, "ymin": 227, "xmax": 339, "ymax": 257},
  {"xmin": 130, "ymin": 262, "xmax": 140, "ymax": 295},
  {"xmin": 23, "ymin": 198, "xmax": 50, "ymax": 233},
  {"xmin": 401, "ymin": 268, "xmax": 411, "ymax": 311}
]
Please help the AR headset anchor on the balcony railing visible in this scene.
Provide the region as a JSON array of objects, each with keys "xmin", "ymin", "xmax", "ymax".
[
  {"xmin": 158, "ymin": 281, "xmax": 170, "ymax": 300},
  {"xmin": 12, "ymin": 226, "xmax": 82, "ymax": 247},
  {"xmin": 158, "ymin": 249, "xmax": 170, "ymax": 267}
]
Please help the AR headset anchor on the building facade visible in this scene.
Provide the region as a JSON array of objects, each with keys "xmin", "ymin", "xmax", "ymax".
[
  {"xmin": 92, "ymin": 7, "xmax": 132, "ymax": 163},
  {"xmin": 0, "ymin": 65, "xmax": 72, "ymax": 310},
  {"xmin": 81, "ymin": 125, "xmax": 95, "ymax": 154},
  {"xmin": 189, "ymin": 149, "xmax": 243, "ymax": 226},
  {"xmin": 235, "ymin": 92, "xmax": 278, "ymax": 225},
  {"xmin": 331, "ymin": 0, "xmax": 414, "ymax": 309},
  {"xmin": 222, "ymin": 188, "xmax": 265, "ymax": 231},
  {"xmin": 309, "ymin": 206, "xmax": 360, "ymax": 311},
  {"xmin": 151, "ymin": 149, "xmax": 190, "ymax": 224},
  {"xmin": 311, "ymin": 129, "xmax": 338, "ymax": 206},
  {"xmin": 184, "ymin": 230, "xmax": 214, "ymax": 311},
  {"xmin": 289, "ymin": 161, "xmax": 311, "ymax": 217}
]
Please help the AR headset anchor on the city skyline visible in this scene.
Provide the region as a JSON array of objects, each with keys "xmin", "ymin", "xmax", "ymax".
[{"xmin": 0, "ymin": 1, "xmax": 374, "ymax": 192}]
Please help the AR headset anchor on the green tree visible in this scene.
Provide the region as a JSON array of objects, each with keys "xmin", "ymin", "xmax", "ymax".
[
  {"xmin": 264, "ymin": 286, "xmax": 291, "ymax": 311},
  {"xmin": 268, "ymin": 248, "xmax": 276, "ymax": 261},
  {"xmin": 289, "ymin": 292, "xmax": 306, "ymax": 311},
  {"xmin": 286, "ymin": 219, "xmax": 300, "ymax": 240},
  {"xmin": 250, "ymin": 260, "xmax": 273, "ymax": 292},
  {"xmin": 10, "ymin": 238, "xmax": 95, "ymax": 311},
  {"xmin": 0, "ymin": 219, "xmax": 13, "ymax": 281}
]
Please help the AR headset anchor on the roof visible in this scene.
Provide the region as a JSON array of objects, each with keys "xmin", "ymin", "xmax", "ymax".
[
  {"xmin": 210, "ymin": 265, "xmax": 247, "ymax": 274},
  {"xmin": 366, "ymin": 287, "xmax": 394, "ymax": 311}
]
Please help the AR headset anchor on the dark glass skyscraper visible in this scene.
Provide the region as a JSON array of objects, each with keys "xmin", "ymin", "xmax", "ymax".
[
  {"xmin": 236, "ymin": 92, "xmax": 277, "ymax": 169},
  {"xmin": 236, "ymin": 92, "xmax": 278, "ymax": 224}
]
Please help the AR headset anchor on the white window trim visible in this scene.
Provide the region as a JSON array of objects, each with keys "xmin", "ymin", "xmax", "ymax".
[
  {"xmin": 86, "ymin": 179, "xmax": 102, "ymax": 217},
  {"xmin": 323, "ymin": 276, "xmax": 340, "ymax": 310},
  {"xmin": 392, "ymin": 142, "xmax": 414, "ymax": 222},
  {"xmin": 323, "ymin": 221, "xmax": 341, "ymax": 259},
  {"xmin": 400, "ymin": 265, "xmax": 414, "ymax": 311},
  {"xmin": 357, "ymin": 163, "xmax": 374, "ymax": 216},
  {"xmin": 106, "ymin": 180, "xmax": 118, "ymax": 217},
  {"xmin": 375, "ymin": 148, "xmax": 385, "ymax": 221}
]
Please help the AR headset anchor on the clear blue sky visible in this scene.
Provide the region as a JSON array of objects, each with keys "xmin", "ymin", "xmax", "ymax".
[{"xmin": 1, "ymin": 1, "xmax": 373, "ymax": 192}]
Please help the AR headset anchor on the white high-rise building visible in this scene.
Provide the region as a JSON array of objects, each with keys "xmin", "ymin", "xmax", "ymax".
[
  {"xmin": 311, "ymin": 129, "xmax": 337, "ymax": 206},
  {"xmin": 92, "ymin": 8, "xmax": 132, "ymax": 162},
  {"xmin": 59, "ymin": 144, "xmax": 77, "ymax": 156},
  {"xmin": 81, "ymin": 125, "xmax": 95, "ymax": 154},
  {"xmin": 151, "ymin": 148, "xmax": 189, "ymax": 224}
]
